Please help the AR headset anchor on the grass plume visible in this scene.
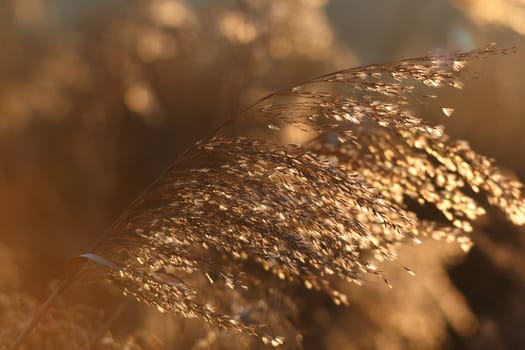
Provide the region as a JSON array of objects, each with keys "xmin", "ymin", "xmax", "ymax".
[{"xmin": 11, "ymin": 45, "xmax": 525, "ymax": 348}]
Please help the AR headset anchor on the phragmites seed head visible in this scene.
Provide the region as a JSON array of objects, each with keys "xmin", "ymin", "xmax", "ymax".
[{"xmin": 79, "ymin": 45, "xmax": 524, "ymax": 345}]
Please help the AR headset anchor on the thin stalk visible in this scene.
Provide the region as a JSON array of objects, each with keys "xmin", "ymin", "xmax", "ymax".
[
  {"xmin": 9, "ymin": 254, "xmax": 119, "ymax": 349},
  {"xmin": 9, "ymin": 270, "xmax": 78, "ymax": 350}
]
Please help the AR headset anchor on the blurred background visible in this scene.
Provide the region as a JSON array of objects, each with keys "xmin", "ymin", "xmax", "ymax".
[{"xmin": 1, "ymin": 0, "xmax": 525, "ymax": 349}]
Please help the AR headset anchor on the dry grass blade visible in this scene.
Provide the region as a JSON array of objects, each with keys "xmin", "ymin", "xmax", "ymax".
[{"xmin": 19, "ymin": 45, "xmax": 522, "ymax": 348}]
